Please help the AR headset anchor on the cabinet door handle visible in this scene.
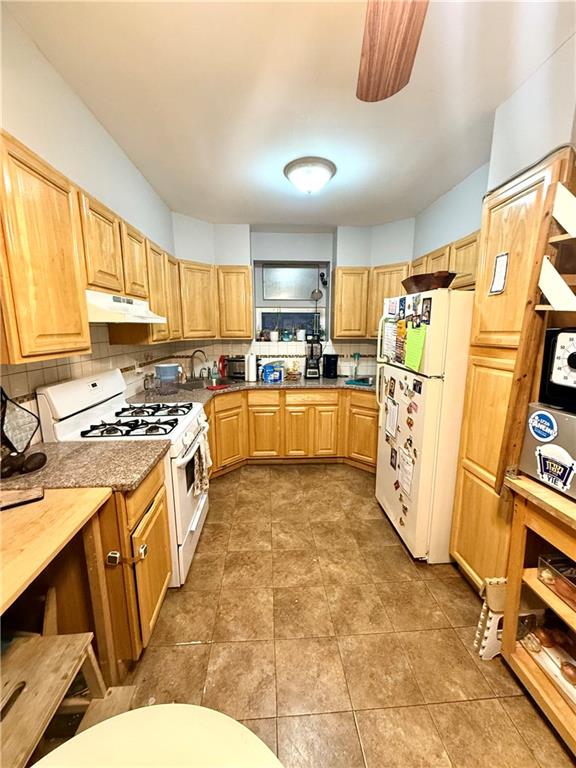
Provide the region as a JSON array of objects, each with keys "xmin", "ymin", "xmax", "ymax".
[
  {"xmin": 105, "ymin": 547, "xmax": 148, "ymax": 567},
  {"xmin": 138, "ymin": 543, "xmax": 148, "ymax": 560}
]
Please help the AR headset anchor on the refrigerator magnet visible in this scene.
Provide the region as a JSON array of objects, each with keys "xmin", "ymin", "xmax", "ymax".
[
  {"xmin": 390, "ymin": 447, "xmax": 397, "ymax": 469},
  {"xmin": 394, "ymin": 480, "xmax": 400, "ymax": 491},
  {"xmin": 387, "ymin": 377, "xmax": 396, "ymax": 398},
  {"xmin": 412, "ymin": 314, "xmax": 421, "ymax": 328},
  {"xmin": 413, "ymin": 380, "xmax": 422, "ymax": 395},
  {"xmin": 398, "ymin": 297, "xmax": 406, "ymax": 319},
  {"xmin": 406, "ymin": 416, "xmax": 414, "ymax": 429},
  {"xmin": 421, "ymin": 297, "xmax": 432, "ymax": 324}
]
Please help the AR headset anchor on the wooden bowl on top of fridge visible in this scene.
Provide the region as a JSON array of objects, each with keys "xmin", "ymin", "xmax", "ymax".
[{"xmin": 401, "ymin": 271, "xmax": 457, "ymax": 294}]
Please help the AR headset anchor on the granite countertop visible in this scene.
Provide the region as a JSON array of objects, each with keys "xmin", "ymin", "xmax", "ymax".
[
  {"xmin": 127, "ymin": 376, "xmax": 376, "ymax": 406},
  {"xmin": 1, "ymin": 440, "xmax": 170, "ymax": 493}
]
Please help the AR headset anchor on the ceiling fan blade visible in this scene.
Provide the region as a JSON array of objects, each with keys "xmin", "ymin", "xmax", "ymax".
[{"xmin": 357, "ymin": 0, "xmax": 429, "ymax": 102}]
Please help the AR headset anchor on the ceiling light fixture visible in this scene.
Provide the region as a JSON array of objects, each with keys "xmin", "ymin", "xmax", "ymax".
[{"xmin": 283, "ymin": 156, "xmax": 337, "ymax": 194}]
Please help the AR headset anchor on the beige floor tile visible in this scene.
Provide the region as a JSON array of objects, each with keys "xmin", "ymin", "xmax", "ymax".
[
  {"xmin": 213, "ymin": 588, "xmax": 274, "ymax": 641},
  {"xmin": 277, "ymin": 712, "xmax": 364, "ymax": 768},
  {"xmin": 377, "ymin": 581, "xmax": 450, "ymax": 631},
  {"xmin": 307, "ymin": 499, "xmax": 348, "ymax": 522},
  {"xmin": 501, "ymin": 696, "xmax": 574, "ymax": 767},
  {"xmin": 233, "ymin": 503, "xmax": 273, "ymax": 523},
  {"xmin": 239, "ymin": 465, "xmax": 271, "ymax": 482},
  {"xmin": 149, "ymin": 589, "xmax": 219, "ymax": 645},
  {"xmin": 228, "ymin": 521, "xmax": 272, "ymax": 551},
  {"xmin": 455, "ymin": 626, "xmax": 523, "ymax": 697},
  {"xmin": 273, "ymin": 550, "xmax": 324, "ymax": 587},
  {"xmin": 351, "ymin": 518, "xmax": 398, "ymax": 549},
  {"xmin": 356, "ymin": 706, "xmax": 451, "ymax": 768},
  {"xmin": 237, "ymin": 487, "xmax": 272, "ymax": 507},
  {"xmin": 427, "ymin": 577, "xmax": 481, "ymax": 627},
  {"xmin": 317, "ymin": 548, "xmax": 373, "ymax": 585},
  {"xmin": 272, "ymin": 521, "xmax": 315, "ymax": 550},
  {"xmin": 346, "ymin": 497, "xmax": 388, "ymax": 521},
  {"xmin": 325, "ymin": 583, "xmax": 392, "ymax": 635},
  {"xmin": 362, "ymin": 545, "xmax": 421, "ymax": 582},
  {"xmin": 222, "ymin": 551, "xmax": 273, "ymax": 588},
  {"xmin": 311, "ymin": 521, "xmax": 359, "ymax": 550},
  {"xmin": 275, "ymin": 637, "xmax": 351, "ymax": 715},
  {"xmin": 196, "ymin": 522, "xmax": 231, "ymax": 554},
  {"xmin": 202, "ymin": 641, "xmax": 276, "ymax": 719},
  {"xmin": 205, "ymin": 498, "xmax": 235, "ymax": 523},
  {"xmin": 240, "ymin": 718, "xmax": 278, "ymax": 756},
  {"xmin": 270, "ymin": 499, "xmax": 310, "ymax": 522},
  {"xmin": 274, "ymin": 586, "xmax": 334, "ymax": 638},
  {"xmin": 181, "ymin": 552, "xmax": 225, "ymax": 591},
  {"xmin": 338, "ymin": 633, "xmax": 422, "ymax": 709},
  {"xmin": 399, "ymin": 628, "xmax": 493, "ymax": 703},
  {"xmin": 413, "ymin": 561, "xmax": 460, "ymax": 580},
  {"xmin": 429, "ymin": 698, "xmax": 539, "ymax": 768},
  {"xmin": 130, "ymin": 645, "xmax": 210, "ymax": 708}
]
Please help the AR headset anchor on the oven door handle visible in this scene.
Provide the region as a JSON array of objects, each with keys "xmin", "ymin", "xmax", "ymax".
[{"xmin": 174, "ymin": 423, "xmax": 209, "ymax": 469}]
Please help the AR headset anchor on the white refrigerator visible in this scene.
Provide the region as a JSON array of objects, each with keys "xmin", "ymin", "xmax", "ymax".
[{"xmin": 375, "ymin": 288, "xmax": 473, "ymax": 563}]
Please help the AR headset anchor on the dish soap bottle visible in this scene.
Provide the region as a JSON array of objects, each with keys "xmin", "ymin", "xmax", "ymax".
[{"xmin": 211, "ymin": 361, "xmax": 219, "ymax": 385}]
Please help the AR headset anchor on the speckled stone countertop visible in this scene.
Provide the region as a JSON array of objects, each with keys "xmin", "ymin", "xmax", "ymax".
[
  {"xmin": 127, "ymin": 376, "xmax": 377, "ymax": 406},
  {"xmin": 1, "ymin": 440, "xmax": 170, "ymax": 493}
]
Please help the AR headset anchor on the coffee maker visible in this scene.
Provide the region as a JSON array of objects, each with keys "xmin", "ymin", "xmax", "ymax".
[{"xmin": 304, "ymin": 334, "xmax": 323, "ymax": 379}]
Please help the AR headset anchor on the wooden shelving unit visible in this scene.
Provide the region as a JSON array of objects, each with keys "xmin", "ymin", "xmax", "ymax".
[{"xmin": 522, "ymin": 568, "xmax": 576, "ymax": 632}]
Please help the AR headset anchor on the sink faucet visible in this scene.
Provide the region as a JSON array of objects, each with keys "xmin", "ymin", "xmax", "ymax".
[{"xmin": 188, "ymin": 349, "xmax": 208, "ymax": 380}]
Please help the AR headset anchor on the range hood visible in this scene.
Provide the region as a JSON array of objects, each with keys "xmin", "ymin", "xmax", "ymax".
[{"xmin": 86, "ymin": 289, "xmax": 167, "ymax": 324}]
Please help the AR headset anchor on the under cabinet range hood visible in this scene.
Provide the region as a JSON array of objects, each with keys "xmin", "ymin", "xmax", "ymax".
[{"xmin": 85, "ymin": 289, "xmax": 167, "ymax": 324}]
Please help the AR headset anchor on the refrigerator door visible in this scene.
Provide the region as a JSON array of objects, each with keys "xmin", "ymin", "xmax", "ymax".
[{"xmin": 375, "ymin": 364, "xmax": 443, "ymax": 559}]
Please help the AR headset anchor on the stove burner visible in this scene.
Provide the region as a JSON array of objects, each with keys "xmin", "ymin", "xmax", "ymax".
[
  {"xmin": 103, "ymin": 426, "xmax": 122, "ymax": 435},
  {"xmin": 80, "ymin": 417, "xmax": 179, "ymax": 438},
  {"xmin": 115, "ymin": 403, "xmax": 194, "ymax": 419}
]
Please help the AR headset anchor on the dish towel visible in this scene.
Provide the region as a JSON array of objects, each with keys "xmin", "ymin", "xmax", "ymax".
[{"xmin": 193, "ymin": 421, "xmax": 212, "ymax": 496}]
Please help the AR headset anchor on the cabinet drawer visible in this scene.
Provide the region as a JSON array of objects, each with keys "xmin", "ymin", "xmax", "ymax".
[
  {"xmin": 213, "ymin": 391, "xmax": 245, "ymax": 412},
  {"xmin": 247, "ymin": 390, "xmax": 281, "ymax": 406},
  {"xmin": 285, "ymin": 390, "xmax": 339, "ymax": 406},
  {"xmin": 349, "ymin": 391, "xmax": 377, "ymax": 410},
  {"xmin": 124, "ymin": 461, "xmax": 165, "ymax": 530}
]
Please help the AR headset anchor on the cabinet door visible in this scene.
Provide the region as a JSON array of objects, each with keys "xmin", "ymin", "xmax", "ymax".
[
  {"xmin": 284, "ymin": 406, "xmax": 311, "ymax": 456},
  {"xmin": 166, "ymin": 256, "xmax": 183, "ymax": 340},
  {"xmin": 217, "ymin": 266, "xmax": 253, "ymax": 338},
  {"xmin": 426, "ymin": 245, "xmax": 450, "ymax": 272},
  {"xmin": 131, "ymin": 486, "xmax": 171, "ymax": 647},
  {"xmin": 367, "ymin": 263, "xmax": 409, "ymax": 337},
  {"xmin": 333, "ymin": 267, "xmax": 369, "ymax": 338},
  {"xmin": 1, "ymin": 136, "xmax": 91, "ymax": 361},
  {"xmin": 248, "ymin": 406, "xmax": 282, "ymax": 457},
  {"xmin": 146, "ymin": 241, "xmax": 169, "ymax": 342},
  {"xmin": 121, "ymin": 222, "xmax": 148, "ymax": 298},
  {"xmin": 215, "ymin": 406, "xmax": 247, "ymax": 468},
  {"xmin": 409, "ymin": 256, "xmax": 428, "ymax": 276},
  {"xmin": 180, "ymin": 261, "xmax": 218, "ymax": 339},
  {"xmin": 347, "ymin": 406, "xmax": 378, "ymax": 465},
  {"xmin": 79, "ymin": 192, "xmax": 124, "ymax": 293},
  {"xmin": 313, "ymin": 405, "xmax": 339, "ymax": 456},
  {"xmin": 449, "ymin": 231, "xmax": 479, "ymax": 289}
]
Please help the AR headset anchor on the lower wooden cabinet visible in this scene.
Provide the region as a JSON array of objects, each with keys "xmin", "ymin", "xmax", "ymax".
[
  {"xmin": 284, "ymin": 406, "xmax": 312, "ymax": 457},
  {"xmin": 214, "ymin": 393, "xmax": 248, "ymax": 468},
  {"xmin": 247, "ymin": 391, "xmax": 283, "ymax": 457},
  {"xmin": 312, "ymin": 405, "xmax": 340, "ymax": 457},
  {"xmin": 346, "ymin": 391, "xmax": 379, "ymax": 465}
]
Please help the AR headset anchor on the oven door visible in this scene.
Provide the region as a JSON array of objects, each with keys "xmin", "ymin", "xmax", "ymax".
[{"xmin": 171, "ymin": 424, "xmax": 209, "ymax": 544}]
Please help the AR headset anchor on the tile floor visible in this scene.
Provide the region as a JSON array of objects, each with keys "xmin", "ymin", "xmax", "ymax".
[{"xmin": 130, "ymin": 465, "xmax": 574, "ymax": 768}]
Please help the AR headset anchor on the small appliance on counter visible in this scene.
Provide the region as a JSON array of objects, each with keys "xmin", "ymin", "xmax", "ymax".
[
  {"xmin": 322, "ymin": 354, "xmax": 339, "ymax": 379},
  {"xmin": 224, "ymin": 356, "xmax": 246, "ymax": 380},
  {"xmin": 304, "ymin": 334, "xmax": 322, "ymax": 379}
]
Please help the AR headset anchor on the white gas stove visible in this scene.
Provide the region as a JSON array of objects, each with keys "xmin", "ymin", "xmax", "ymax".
[{"xmin": 37, "ymin": 369, "xmax": 210, "ymax": 587}]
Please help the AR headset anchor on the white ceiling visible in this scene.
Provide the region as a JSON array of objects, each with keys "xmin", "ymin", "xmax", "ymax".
[{"xmin": 7, "ymin": 1, "xmax": 575, "ymax": 225}]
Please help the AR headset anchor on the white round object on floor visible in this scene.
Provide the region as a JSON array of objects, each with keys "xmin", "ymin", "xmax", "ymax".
[{"xmin": 34, "ymin": 704, "xmax": 283, "ymax": 767}]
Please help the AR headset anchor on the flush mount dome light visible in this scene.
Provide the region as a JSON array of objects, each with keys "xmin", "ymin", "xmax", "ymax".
[{"xmin": 283, "ymin": 156, "xmax": 337, "ymax": 194}]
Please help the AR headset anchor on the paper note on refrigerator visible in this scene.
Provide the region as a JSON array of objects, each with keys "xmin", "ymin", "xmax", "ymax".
[
  {"xmin": 405, "ymin": 325, "xmax": 427, "ymax": 372},
  {"xmin": 383, "ymin": 320, "xmax": 396, "ymax": 361},
  {"xmin": 399, "ymin": 448, "xmax": 414, "ymax": 495},
  {"xmin": 385, "ymin": 397, "xmax": 399, "ymax": 437}
]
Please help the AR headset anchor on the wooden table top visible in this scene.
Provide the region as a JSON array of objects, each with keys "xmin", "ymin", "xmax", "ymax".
[
  {"xmin": 0, "ymin": 487, "xmax": 111, "ymax": 614},
  {"xmin": 505, "ymin": 474, "xmax": 576, "ymax": 531}
]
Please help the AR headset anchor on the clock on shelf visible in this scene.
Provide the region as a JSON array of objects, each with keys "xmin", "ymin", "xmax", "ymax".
[{"xmin": 539, "ymin": 328, "xmax": 576, "ymax": 414}]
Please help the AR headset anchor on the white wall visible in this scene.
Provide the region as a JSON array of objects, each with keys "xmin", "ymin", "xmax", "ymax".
[
  {"xmin": 334, "ymin": 227, "xmax": 372, "ymax": 266},
  {"xmin": 371, "ymin": 219, "xmax": 415, "ymax": 266},
  {"xmin": 488, "ymin": 35, "xmax": 576, "ymax": 191},
  {"xmin": 1, "ymin": 9, "xmax": 174, "ymax": 252},
  {"xmin": 413, "ymin": 163, "xmax": 489, "ymax": 258},
  {"xmin": 250, "ymin": 231, "xmax": 334, "ymax": 263},
  {"xmin": 214, "ymin": 224, "xmax": 251, "ymax": 265},
  {"xmin": 171, "ymin": 213, "xmax": 214, "ymax": 263}
]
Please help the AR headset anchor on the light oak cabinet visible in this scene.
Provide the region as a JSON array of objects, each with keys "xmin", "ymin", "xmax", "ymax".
[
  {"xmin": 180, "ymin": 261, "xmax": 218, "ymax": 339},
  {"xmin": 120, "ymin": 222, "xmax": 148, "ymax": 299},
  {"xmin": 217, "ymin": 266, "xmax": 253, "ymax": 338},
  {"xmin": 346, "ymin": 391, "xmax": 379, "ymax": 466},
  {"xmin": 313, "ymin": 405, "xmax": 340, "ymax": 457},
  {"xmin": 166, "ymin": 255, "xmax": 183, "ymax": 340},
  {"xmin": 247, "ymin": 391, "xmax": 282, "ymax": 458},
  {"xmin": 146, "ymin": 241, "xmax": 169, "ymax": 343},
  {"xmin": 1, "ymin": 134, "xmax": 91, "ymax": 363},
  {"xmin": 449, "ymin": 231, "xmax": 479, "ymax": 289},
  {"xmin": 213, "ymin": 393, "xmax": 248, "ymax": 468},
  {"xmin": 332, "ymin": 267, "xmax": 370, "ymax": 338},
  {"xmin": 426, "ymin": 245, "xmax": 450, "ymax": 272},
  {"xmin": 409, "ymin": 255, "xmax": 428, "ymax": 276},
  {"xmin": 79, "ymin": 193, "xmax": 124, "ymax": 293},
  {"xmin": 284, "ymin": 406, "xmax": 312, "ymax": 457},
  {"xmin": 367, "ymin": 262, "xmax": 409, "ymax": 337}
]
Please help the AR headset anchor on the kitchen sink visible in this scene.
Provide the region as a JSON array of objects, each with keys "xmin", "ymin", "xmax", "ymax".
[
  {"xmin": 346, "ymin": 376, "xmax": 375, "ymax": 386},
  {"xmin": 179, "ymin": 379, "xmax": 207, "ymax": 391}
]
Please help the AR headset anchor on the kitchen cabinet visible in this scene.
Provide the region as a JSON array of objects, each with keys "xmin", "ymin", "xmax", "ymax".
[
  {"xmin": 313, "ymin": 405, "xmax": 340, "ymax": 457},
  {"xmin": 449, "ymin": 231, "xmax": 479, "ymax": 289},
  {"xmin": 166, "ymin": 255, "xmax": 183, "ymax": 340},
  {"xmin": 367, "ymin": 262, "xmax": 409, "ymax": 337},
  {"xmin": 79, "ymin": 192, "xmax": 124, "ymax": 294},
  {"xmin": 146, "ymin": 241, "xmax": 169, "ymax": 343},
  {"xmin": 120, "ymin": 222, "xmax": 148, "ymax": 299},
  {"xmin": 0, "ymin": 133, "xmax": 91, "ymax": 363},
  {"xmin": 409, "ymin": 255, "xmax": 428, "ymax": 276},
  {"xmin": 426, "ymin": 245, "xmax": 450, "ymax": 272},
  {"xmin": 217, "ymin": 265, "xmax": 253, "ymax": 338},
  {"xmin": 180, "ymin": 261, "xmax": 219, "ymax": 339},
  {"xmin": 247, "ymin": 391, "xmax": 283, "ymax": 458},
  {"xmin": 332, "ymin": 267, "xmax": 370, "ymax": 338},
  {"xmin": 346, "ymin": 391, "xmax": 379, "ymax": 466},
  {"xmin": 284, "ymin": 406, "xmax": 312, "ymax": 457},
  {"xmin": 213, "ymin": 392, "xmax": 247, "ymax": 469}
]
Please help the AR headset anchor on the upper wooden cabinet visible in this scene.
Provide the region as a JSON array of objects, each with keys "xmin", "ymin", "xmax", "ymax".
[
  {"xmin": 332, "ymin": 267, "xmax": 369, "ymax": 338},
  {"xmin": 146, "ymin": 241, "xmax": 169, "ymax": 343},
  {"xmin": 217, "ymin": 265, "xmax": 253, "ymax": 338},
  {"xmin": 367, "ymin": 262, "xmax": 409, "ymax": 337},
  {"xmin": 409, "ymin": 255, "xmax": 428, "ymax": 276},
  {"xmin": 1, "ymin": 134, "xmax": 91, "ymax": 363},
  {"xmin": 120, "ymin": 222, "xmax": 148, "ymax": 299},
  {"xmin": 449, "ymin": 231, "xmax": 479, "ymax": 289},
  {"xmin": 79, "ymin": 192, "xmax": 124, "ymax": 293},
  {"xmin": 180, "ymin": 261, "xmax": 218, "ymax": 339},
  {"xmin": 426, "ymin": 245, "xmax": 450, "ymax": 272},
  {"xmin": 166, "ymin": 255, "xmax": 183, "ymax": 340}
]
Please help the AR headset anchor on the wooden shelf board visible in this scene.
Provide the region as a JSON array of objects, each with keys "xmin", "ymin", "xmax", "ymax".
[
  {"xmin": 506, "ymin": 644, "xmax": 576, "ymax": 755},
  {"xmin": 1, "ymin": 633, "xmax": 93, "ymax": 768},
  {"xmin": 504, "ymin": 475, "xmax": 576, "ymax": 532},
  {"xmin": 523, "ymin": 568, "xmax": 576, "ymax": 632},
  {"xmin": 549, "ymin": 233, "xmax": 575, "ymax": 244}
]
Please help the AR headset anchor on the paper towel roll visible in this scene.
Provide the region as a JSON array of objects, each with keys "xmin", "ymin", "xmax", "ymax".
[{"xmin": 245, "ymin": 353, "xmax": 257, "ymax": 382}]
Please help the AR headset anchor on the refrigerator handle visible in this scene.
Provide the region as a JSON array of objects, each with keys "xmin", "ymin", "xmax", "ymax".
[
  {"xmin": 376, "ymin": 315, "xmax": 385, "ymax": 362},
  {"xmin": 376, "ymin": 365, "xmax": 383, "ymax": 409}
]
